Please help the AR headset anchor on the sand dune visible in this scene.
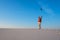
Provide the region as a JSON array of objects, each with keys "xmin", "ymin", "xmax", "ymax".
[{"xmin": 0, "ymin": 28, "xmax": 60, "ymax": 40}]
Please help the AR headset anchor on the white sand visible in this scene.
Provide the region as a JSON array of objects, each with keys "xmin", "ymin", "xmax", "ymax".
[{"xmin": 0, "ymin": 28, "xmax": 60, "ymax": 40}]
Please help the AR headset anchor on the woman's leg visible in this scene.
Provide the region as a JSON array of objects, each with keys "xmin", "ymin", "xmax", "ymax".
[{"xmin": 38, "ymin": 22, "xmax": 41, "ymax": 30}]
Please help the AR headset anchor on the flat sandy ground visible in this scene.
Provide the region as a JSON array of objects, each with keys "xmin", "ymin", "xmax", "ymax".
[{"xmin": 0, "ymin": 28, "xmax": 60, "ymax": 40}]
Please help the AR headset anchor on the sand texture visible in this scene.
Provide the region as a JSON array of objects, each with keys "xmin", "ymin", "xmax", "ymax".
[{"xmin": 0, "ymin": 29, "xmax": 60, "ymax": 40}]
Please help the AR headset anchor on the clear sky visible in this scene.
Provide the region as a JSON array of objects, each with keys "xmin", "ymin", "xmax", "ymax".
[{"xmin": 0, "ymin": 0, "xmax": 60, "ymax": 29}]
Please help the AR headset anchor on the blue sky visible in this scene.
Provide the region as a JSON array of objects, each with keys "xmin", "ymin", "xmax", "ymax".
[{"xmin": 0, "ymin": 0, "xmax": 60, "ymax": 29}]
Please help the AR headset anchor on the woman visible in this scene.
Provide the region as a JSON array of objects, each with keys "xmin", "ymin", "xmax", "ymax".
[{"xmin": 38, "ymin": 16, "xmax": 42, "ymax": 30}]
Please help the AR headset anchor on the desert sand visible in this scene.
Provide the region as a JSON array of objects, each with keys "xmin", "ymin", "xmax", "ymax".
[{"xmin": 0, "ymin": 28, "xmax": 60, "ymax": 40}]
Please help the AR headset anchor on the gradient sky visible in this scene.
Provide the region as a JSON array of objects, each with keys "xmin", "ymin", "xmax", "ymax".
[{"xmin": 0, "ymin": 0, "xmax": 60, "ymax": 29}]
